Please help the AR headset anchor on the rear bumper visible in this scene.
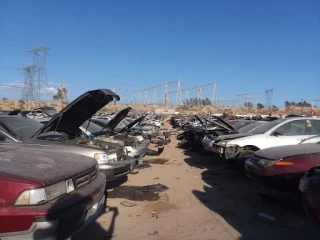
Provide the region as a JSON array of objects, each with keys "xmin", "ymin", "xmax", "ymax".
[{"xmin": 0, "ymin": 173, "xmax": 106, "ymax": 240}]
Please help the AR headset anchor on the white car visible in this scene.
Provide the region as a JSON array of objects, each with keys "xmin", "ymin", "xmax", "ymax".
[{"xmin": 224, "ymin": 117, "xmax": 320, "ymax": 168}]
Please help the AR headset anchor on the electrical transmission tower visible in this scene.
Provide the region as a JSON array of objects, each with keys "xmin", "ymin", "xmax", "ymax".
[
  {"xmin": 264, "ymin": 88, "xmax": 274, "ymax": 110},
  {"xmin": 236, "ymin": 93, "xmax": 251, "ymax": 108},
  {"xmin": 21, "ymin": 65, "xmax": 37, "ymax": 109},
  {"xmin": 21, "ymin": 46, "xmax": 50, "ymax": 105},
  {"xmin": 212, "ymin": 81, "xmax": 218, "ymax": 107}
]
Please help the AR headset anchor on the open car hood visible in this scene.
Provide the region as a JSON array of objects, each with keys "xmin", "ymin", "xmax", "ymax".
[
  {"xmin": 32, "ymin": 89, "xmax": 120, "ymax": 138},
  {"xmin": 101, "ymin": 107, "xmax": 132, "ymax": 131},
  {"xmin": 204, "ymin": 116, "xmax": 238, "ymax": 133},
  {"xmin": 119, "ymin": 114, "xmax": 148, "ymax": 133}
]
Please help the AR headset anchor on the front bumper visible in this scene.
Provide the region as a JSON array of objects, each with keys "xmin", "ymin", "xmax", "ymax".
[
  {"xmin": 0, "ymin": 173, "xmax": 106, "ymax": 240},
  {"xmin": 125, "ymin": 144, "xmax": 147, "ymax": 160},
  {"xmin": 99, "ymin": 157, "xmax": 137, "ymax": 181},
  {"xmin": 245, "ymin": 159, "xmax": 303, "ymax": 191}
]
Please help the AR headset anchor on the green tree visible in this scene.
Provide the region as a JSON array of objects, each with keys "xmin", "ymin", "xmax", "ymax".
[{"xmin": 257, "ymin": 103, "xmax": 264, "ymax": 109}]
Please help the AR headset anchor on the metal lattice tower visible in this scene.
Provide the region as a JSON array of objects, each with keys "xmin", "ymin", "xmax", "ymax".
[
  {"xmin": 21, "ymin": 65, "xmax": 37, "ymax": 107},
  {"xmin": 175, "ymin": 79, "xmax": 182, "ymax": 106},
  {"xmin": 265, "ymin": 88, "xmax": 274, "ymax": 109},
  {"xmin": 212, "ymin": 81, "xmax": 217, "ymax": 106},
  {"xmin": 21, "ymin": 46, "xmax": 50, "ymax": 103},
  {"xmin": 236, "ymin": 93, "xmax": 251, "ymax": 108}
]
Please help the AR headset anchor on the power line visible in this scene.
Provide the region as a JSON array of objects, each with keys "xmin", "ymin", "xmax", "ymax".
[{"xmin": 0, "ymin": 35, "xmax": 33, "ymax": 47}]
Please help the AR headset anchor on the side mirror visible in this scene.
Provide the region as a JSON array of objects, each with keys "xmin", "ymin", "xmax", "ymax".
[{"xmin": 273, "ymin": 131, "xmax": 284, "ymax": 137}]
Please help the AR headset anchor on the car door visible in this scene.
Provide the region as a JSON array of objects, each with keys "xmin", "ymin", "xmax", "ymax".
[
  {"xmin": 302, "ymin": 119, "xmax": 320, "ymax": 143},
  {"xmin": 268, "ymin": 119, "xmax": 309, "ymax": 148}
]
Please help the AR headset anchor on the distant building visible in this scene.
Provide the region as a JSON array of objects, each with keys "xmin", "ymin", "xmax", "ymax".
[{"xmin": 155, "ymin": 109, "xmax": 175, "ymax": 115}]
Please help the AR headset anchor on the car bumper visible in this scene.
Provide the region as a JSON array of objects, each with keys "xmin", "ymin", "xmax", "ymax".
[
  {"xmin": 125, "ymin": 144, "xmax": 147, "ymax": 160},
  {"xmin": 0, "ymin": 173, "xmax": 106, "ymax": 240},
  {"xmin": 245, "ymin": 159, "xmax": 303, "ymax": 191},
  {"xmin": 99, "ymin": 157, "xmax": 137, "ymax": 181}
]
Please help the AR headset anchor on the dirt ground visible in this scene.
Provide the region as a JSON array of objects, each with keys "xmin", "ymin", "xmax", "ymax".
[{"xmin": 73, "ymin": 123, "xmax": 320, "ymax": 240}]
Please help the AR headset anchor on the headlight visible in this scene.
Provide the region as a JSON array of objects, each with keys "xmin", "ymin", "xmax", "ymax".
[
  {"xmin": 259, "ymin": 159, "xmax": 277, "ymax": 167},
  {"xmin": 224, "ymin": 144, "xmax": 237, "ymax": 159},
  {"xmin": 94, "ymin": 153, "xmax": 110, "ymax": 164},
  {"xmin": 14, "ymin": 180, "xmax": 71, "ymax": 206},
  {"xmin": 15, "ymin": 188, "xmax": 46, "ymax": 205},
  {"xmin": 216, "ymin": 140, "xmax": 229, "ymax": 147}
]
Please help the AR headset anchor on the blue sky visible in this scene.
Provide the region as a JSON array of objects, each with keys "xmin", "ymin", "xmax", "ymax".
[{"xmin": 0, "ymin": 0, "xmax": 319, "ymax": 107}]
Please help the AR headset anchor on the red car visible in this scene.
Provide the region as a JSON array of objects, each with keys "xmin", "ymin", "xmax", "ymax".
[
  {"xmin": 299, "ymin": 167, "xmax": 320, "ymax": 224},
  {"xmin": 0, "ymin": 144, "xmax": 106, "ymax": 239},
  {"xmin": 245, "ymin": 143, "xmax": 320, "ymax": 192}
]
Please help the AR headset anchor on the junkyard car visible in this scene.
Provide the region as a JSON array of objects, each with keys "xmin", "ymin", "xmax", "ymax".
[
  {"xmin": 203, "ymin": 120, "xmax": 267, "ymax": 155},
  {"xmin": 245, "ymin": 142, "xmax": 320, "ymax": 192},
  {"xmin": 0, "ymin": 144, "xmax": 106, "ymax": 239},
  {"xmin": 0, "ymin": 89, "xmax": 137, "ymax": 182},
  {"xmin": 224, "ymin": 117, "xmax": 320, "ymax": 169}
]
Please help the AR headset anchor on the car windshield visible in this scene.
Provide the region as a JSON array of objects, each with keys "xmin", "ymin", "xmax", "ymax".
[
  {"xmin": 249, "ymin": 119, "xmax": 287, "ymax": 134},
  {"xmin": 232, "ymin": 121, "xmax": 251, "ymax": 130},
  {"xmin": 81, "ymin": 121, "xmax": 107, "ymax": 137},
  {"xmin": 1, "ymin": 117, "xmax": 44, "ymax": 139},
  {"xmin": 238, "ymin": 122, "xmax": 267, "ymax": 133}
]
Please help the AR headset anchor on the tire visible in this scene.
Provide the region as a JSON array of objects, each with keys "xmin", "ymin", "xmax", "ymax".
[{"xmin": 236, "ymin": 150, "xmax": 254, "ymax": 171}]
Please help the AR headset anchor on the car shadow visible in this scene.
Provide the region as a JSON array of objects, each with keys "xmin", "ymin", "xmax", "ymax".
[
  {"xmin": 183, "ymin": 151, "xmax": 319, "ymax": 240},
  {"xmin": 33, "ymin": 190, "xmax": 118, "ymax": 240},
  {"xmin": 71, "ymin": 205, "xmax": 118, "ymax": 240}
]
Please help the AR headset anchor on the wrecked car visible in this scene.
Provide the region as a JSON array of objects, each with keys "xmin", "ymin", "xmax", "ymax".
[
  {"xmin": 225, "ymin": 117, "xmax": 320, "ymax": 169},
  {"xmin": 245, "ymin": 142, "xmax": 320, "ymax": 192},
  {"xmin": 203, "ymin": 121, "xmax": 267, "ymax": 156},
  {"xmin": 26, "ymin": 106, "xmax": 58, "ymax": 118},
  {"xmin": 0, "ymin": 144, "xmax": 106, "ymax": 239},
  {"xmin": 0, "ymin": 89, "xmax": 137, "ymax": 183}
]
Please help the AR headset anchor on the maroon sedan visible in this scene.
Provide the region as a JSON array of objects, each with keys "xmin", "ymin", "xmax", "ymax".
[
  {"xmin": 0, "ymin": 144, "xmax": 106, "ymax": 240},
  {"xmin": 245, "ymin": 143, "xmax": 320, "ymax": 192},
  {"xmin": 299, "ymin": 167, "xmax": 320, "ymax": 224}
]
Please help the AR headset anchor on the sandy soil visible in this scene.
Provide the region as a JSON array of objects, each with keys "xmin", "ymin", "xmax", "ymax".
[{"xmin": 72, "ymin": 122, "xmax": 319, "ymax": 240}]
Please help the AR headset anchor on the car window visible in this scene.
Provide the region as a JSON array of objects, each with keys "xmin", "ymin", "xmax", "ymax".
[
  {"xmin": 249, "ymin": 119, "xmax": 287, "ymax": 134},
  {"xmin": 273, "ymin": 120, "xmax": 306, "ymax": 136},
  {"xmin": 310, "ymin": 120, "xmax": 320, "ymax": 135}
]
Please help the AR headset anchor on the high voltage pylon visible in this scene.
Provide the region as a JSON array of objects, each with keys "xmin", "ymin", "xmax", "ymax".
[
  {"xmin": 21, "ymin": 46, "xmax": 50, "ymax": 106},
  {"xmin": 136, "ymin": 80, "xmax": 180, "ymax": 106},
  {"xmin": 265, "ymin": 88, "xmax": 274, "ymax": 110}
]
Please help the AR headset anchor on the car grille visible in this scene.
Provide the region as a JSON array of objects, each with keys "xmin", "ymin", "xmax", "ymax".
[
  {"xmin": 250, "ymin": 154, "xmax": 261, "ymax": 164},
  {"xmin": 73, "ymin": 165, "xmax": 98, "ymax": 190}
]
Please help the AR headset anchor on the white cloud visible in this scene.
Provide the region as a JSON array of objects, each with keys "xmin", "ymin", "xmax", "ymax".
[{"xmin": 40, "ymin": 87, "xmax": 57, "ymax": 94}]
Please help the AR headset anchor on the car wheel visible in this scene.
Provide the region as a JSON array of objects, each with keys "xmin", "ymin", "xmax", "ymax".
[{"xmin": 236, "ymin": 150, "xmax": 254, "ymax": 171}]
